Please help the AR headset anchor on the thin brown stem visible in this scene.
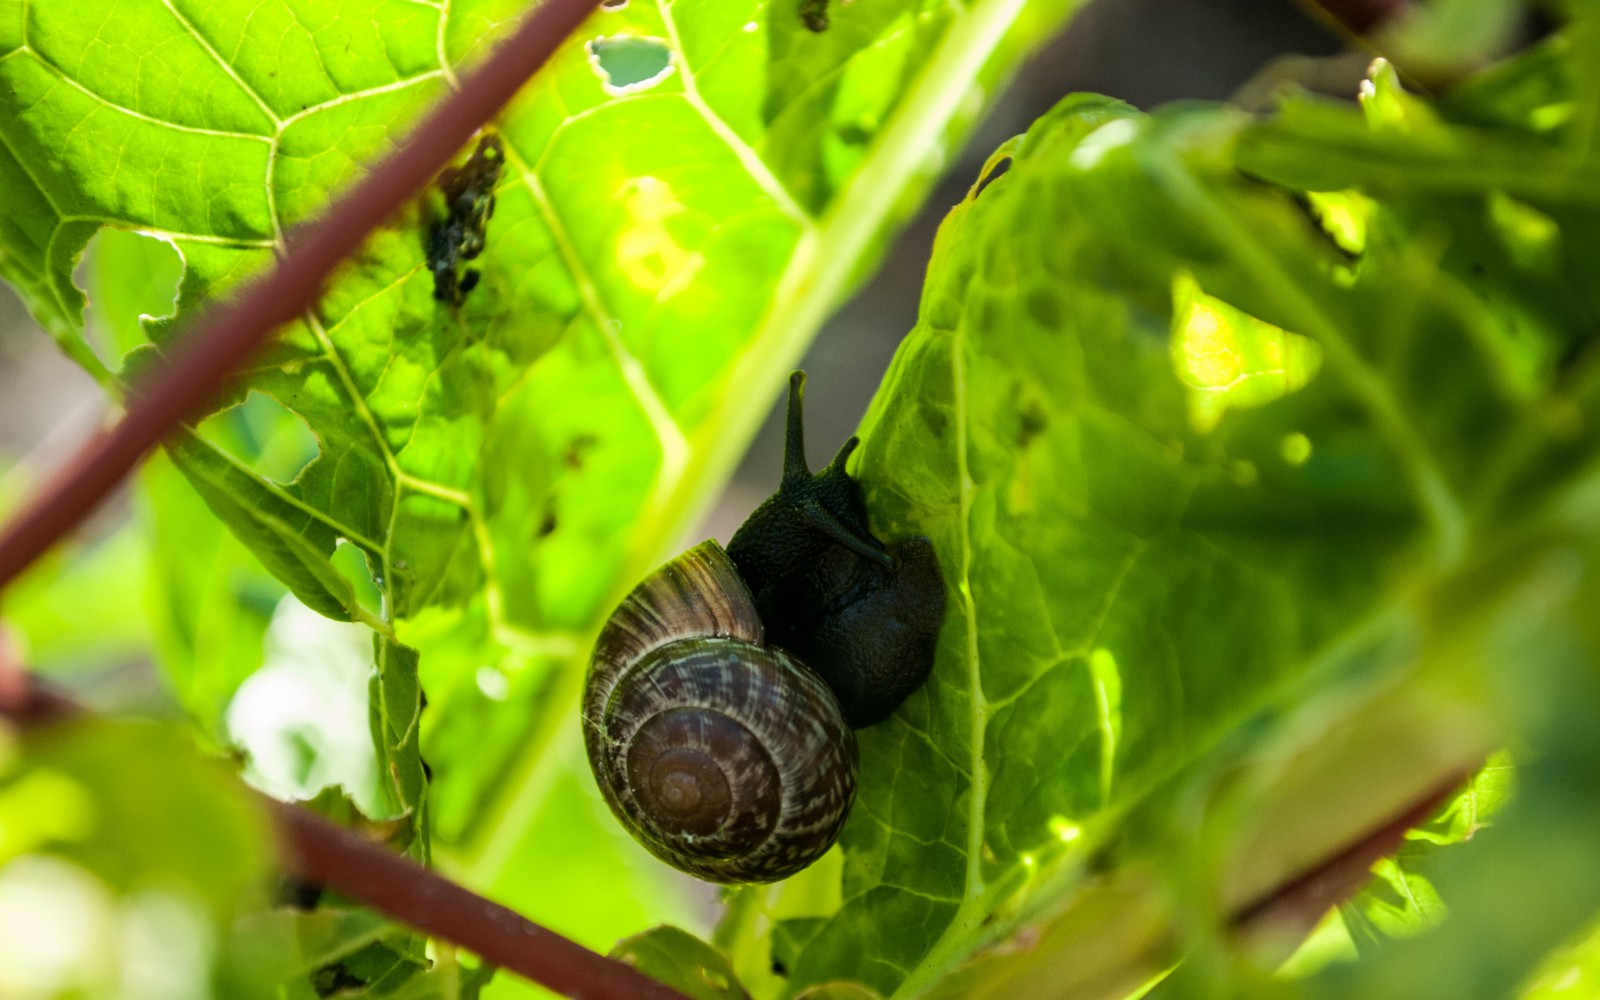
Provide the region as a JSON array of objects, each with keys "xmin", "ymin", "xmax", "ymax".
[
  {"xmin": 1232, "ymin": 768, "xmax": 1472, "ymax": 943},
  {"xmin": 0, "ymin": 675, "xmax": 687, "ymax": 1000},
  {"xmin": 273, "ymin": 804, "xmax": 686, "ymax": 1000},
  {"xmin": 1293, "ymin": 0, "xmax": 1415, "ymax": 38},
  {"xmin": 0, "ymin": 0, "xmax": 604, "ymax": 593}
]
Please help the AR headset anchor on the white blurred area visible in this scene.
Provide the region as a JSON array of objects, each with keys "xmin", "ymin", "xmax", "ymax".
[
  {"xmin": 225, "ymin": 597, "xmax": 384, "ymax": 813},
  {"xmin": 0, "ymin": 857, "xmax": 213, "ymax": 1000}
]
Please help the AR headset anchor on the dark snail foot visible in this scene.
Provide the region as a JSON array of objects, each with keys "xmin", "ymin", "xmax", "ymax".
[{"xmin": 763, "ymin": 536, "xmax": 945, "ymax": 728}]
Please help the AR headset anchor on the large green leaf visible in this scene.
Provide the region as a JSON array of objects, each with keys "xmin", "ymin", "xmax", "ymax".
[
  {"xmin": 758, "ymin": 17, "xmax": 1600, "ymax": 994},
  {"xmin": 0, "ymin": 0, "xmax": 1081, "ymax": 977}
]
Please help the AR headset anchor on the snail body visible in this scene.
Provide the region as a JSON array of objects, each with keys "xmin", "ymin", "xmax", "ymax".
[
  {"xmin": 583, "ymin": 372, "xmax": 945, "ymax": 884},
  {"xmin": 726, "ymin": 375, "xmax": 945, "ymax": 728}
]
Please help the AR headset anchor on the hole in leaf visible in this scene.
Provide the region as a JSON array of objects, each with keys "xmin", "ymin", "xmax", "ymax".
[
  {"xmin": 329, "ymin": 539, "xmax": 383, "ymax": 620},
  {"xmin": 226, "ymin": 597, "xmax": 381, "ymax": 809},
  {"xmin": 77, "ymin": 228, "xmax": 183, "ymax": 373},
  {"xmin": 1169, "ymin": 273, "xmax": 1322, "ymax": 433},
  {"xmin": 586, "ymin": 36, "xmax": 674, "ymax": 93},
  {"xmin": 195, "ymin": 390, "xmax": 319, "ymax": 486},
  {"xmin": 973, "ymin": 157, "xmax": 1011, "ymax": 199},
  {"xmin": 1305, "ymin": 190, "xmax": 1372, "ymax": 257}
]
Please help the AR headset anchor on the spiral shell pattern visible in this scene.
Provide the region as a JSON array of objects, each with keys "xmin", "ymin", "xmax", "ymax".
[{"xmin": 583, "ymin": 541, "xmax": 859, "ymax": 884}]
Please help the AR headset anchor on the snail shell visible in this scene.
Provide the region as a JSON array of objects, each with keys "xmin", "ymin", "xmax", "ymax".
[{"xmin": 583, "ymin": 540, "xmax": 859, "ymax": 884}]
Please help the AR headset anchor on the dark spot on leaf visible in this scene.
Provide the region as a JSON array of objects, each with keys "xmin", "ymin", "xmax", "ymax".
[
  {"xmin": 799, "ymin": 0, "xmax": 828, "ymax": 31},
  {"xmin": 922, "ymin": 405, "xmax": 948, "ymax": 440},
  {"xmin": 538, "ymin": 506, "xmax": 558, "ymax": 537},
  {"xmin": 836, "ymin": 121, "xmax": 872, "ymax": 145},
  {"xmin": 1017, "ymin": 398, "xmax": 1048, "ymax": 448},
  {"xmin": 1470, "ymin": 261, "xmax": 1487, "ymax": 276},
  {"xmin": 276, "ymin": 876, "xmax": 324, "ymax": 911},
  {"xmin": 314, "ymin": 964, "xmax": 368, "ymax": 996},
  {"xmin": 771, "ymin": 957, "xmax": 789, "ymax": 976},
  {"xmin": 973, "ymin": 156, "xmax": 1011, "ymax": 199},
  {"xmin": 565, "ymin": 434, "xmax": 599, "ymax": 469},
  {"xmin": 428, "ymin": 133, "xmax": 505, "ymax": 306},
  {"xmin": 601, "ymin": 0, "xmax": 628, "ymax": 9},
  {"xmin": 1025, "ymin": 286, "xmax": 1061, "ymax": 329}
]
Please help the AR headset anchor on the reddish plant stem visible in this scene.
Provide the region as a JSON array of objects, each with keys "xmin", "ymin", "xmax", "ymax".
[
  {"xmin": 1296, "ymin": 0, "xmax": 1415, "ymax": 37},
  {"xmin": 0, "ymin": 0, "xmax": 603, "ymax": 594},
  {"xmin": 274, "ymin": 804, "xmax": 687, "ymax": 1000},
  {"xmin": 1232, "ymin": 768, "xmax": 1472, "ymax": 940},
  {"xmin": 0, "ymin": 676, "xmax": 687, "ymax": 1000}
]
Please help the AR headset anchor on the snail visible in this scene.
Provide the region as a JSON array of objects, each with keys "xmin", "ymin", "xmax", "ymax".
[{"xmin": 582, "ymin": 371, "xmax": 945, "ymax": 883}]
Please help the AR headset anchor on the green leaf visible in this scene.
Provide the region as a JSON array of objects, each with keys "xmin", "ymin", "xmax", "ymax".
[
  {"xmin": 610, "ymin": 925, "xmax": 751, "ymax": 1000},
  {"xmin": 772, "ymin": 21, "xmax": 1600, "ymax": 993},
  {"xmin": 1344, "ymin": 858, "xmax": 1447, "ymax": 944},
  {"xmin": 1520, "ymin": 914, "xmax": 1600, "ymax": 1000},
  {"xmin": 139, "ymin": 452, "xmax": 289, "ymax": 742},
  {"xmin": 0, "ymin": 1, "xmax": 1083, "ymax": 940},
  {"xmin": 372, "ymin": 635, "xmax": 428, "ymax": 855}
]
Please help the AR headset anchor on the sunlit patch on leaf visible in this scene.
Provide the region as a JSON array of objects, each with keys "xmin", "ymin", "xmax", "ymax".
[
  {"xmin": 1277, "ymin": 908, "xmax": 1357, "ymax": 978},
  {"xmin": 1169, "ymin": 273, "xmax": 1322, "ymax": 432},
  {"xmin": 1345, "ymin": 856, "xmax": 1446, "ymax": 941},
  {"xmin": 587, "ymin": 36, "xmax": 675, "ymax": 93},
  {"xmin": 1088, "ymin": 648, "xmax": 1122, "ymax": 806},
  {"xmin": 1047, "ymin": 816, "xmax": 1083, "ymax": 844},
  {"xmin": 616, "ymin": 176, "xmax": 704, "ymax": 294},
  {"xmin": 1408, "ymin": 749, "xmax": 1513, "ymax": 846},
  {"xmin": 1068, "ymin": 116, "xmax": 1139, "ymax": 171},
  {"xmin": 1518, "ymin": 911, "xmax": 1600, "ymax": 999},
  {"xmin": 1305, "ymin": 189, "xmax": 1372, "ymax": 257},
  {"xmin": 1487, "ymin": 191, "xmax": 1561, "ymax": 274},
  {"xmin": 0, "ymin": 769, "xmax": 96, "ymax": 863}
]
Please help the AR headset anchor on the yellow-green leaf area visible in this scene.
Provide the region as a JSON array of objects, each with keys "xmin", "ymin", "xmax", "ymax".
[
  {"xmin": 0, "ymin": 55, "xmax": 275, "ymax": 239},
  {"xmin": 169, "ymin": 0, "xmax": 440, "ymax": 119},
  {"xmin": 274, "ymin": 79, "xmax": 449, "ymax": 227},
  {"xmin": 1170, "ymin": 272, "xmax": 1323, "ymax": 432},
  {"xmin": 24, "ymin": 2, "xmax": 275, "ymax": 135}
]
